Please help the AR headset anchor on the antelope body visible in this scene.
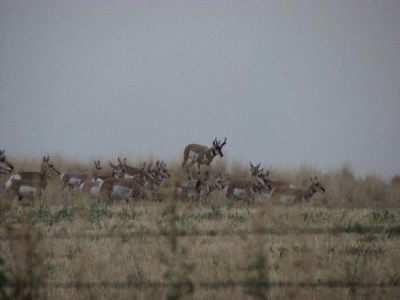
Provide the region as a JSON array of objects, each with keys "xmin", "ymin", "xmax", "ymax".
[
  {"xmin": 4, "ymin": 179, "xmax": 43, "ymax": 201},
  {"xmin": 185, "ymin": 173, "xmax": 225, "ymax": 198},
  {"xmin": 226, "ymin": 163, "xmax": 271, "ymax": 200},
  {"xmin": 4, "ymin": 156, "xmax": 60, "ymax": 201},
  {"xmin": 99, "ymin": 178, "xmax": 147, "ymax": 201},
  {"xmin": 5, "ymin": 156, "xmax": 60, "ymax": 191},
  {"xmin": 182, "ymin": 137, "xmax": 227, "ymax": 178},
  {"xmin": 174, "ymin": 179, "xmax": 206, "ymax": 202},
  {"xmin": 8, "ymin": 156, "xmax": 60, "ymax": 182},
  {"xmin": 60, "ymin": 172, "xmax": 88, "ymax": 189},
  {"xmin": 80, "ymin": 180, "xmax": 102, "ymax": 198},
  {"xmin": 268, "ymin": 177, "xmax": 325, "ymax": 205}
]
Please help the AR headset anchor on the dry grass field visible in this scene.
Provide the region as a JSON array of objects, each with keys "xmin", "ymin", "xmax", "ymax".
[{"xmin": 1, "ymin": 156, "xmax": 400, "ymax": 299}]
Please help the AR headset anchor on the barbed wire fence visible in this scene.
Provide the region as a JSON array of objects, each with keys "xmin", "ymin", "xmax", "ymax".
[{"xmin": 1, "ymin": 203, "xmax": 400, "ymax": 299}]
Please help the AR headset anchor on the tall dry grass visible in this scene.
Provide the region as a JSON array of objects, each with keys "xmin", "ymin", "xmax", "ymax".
[{"xmin": 0, "ymin": 156, "xmax": 400, "ymax": 299}]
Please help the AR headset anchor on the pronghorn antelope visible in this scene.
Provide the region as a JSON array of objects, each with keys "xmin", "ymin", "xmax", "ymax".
[
  {"xmin": 0, "ymin": 149, "xmax": 14, "ymax": 175},
  {"xmin": 80, "ymin": 180, "xmax": 102, "ymax": 198},
  {"xmin": 6, "ymin": 156, "xmax": 60, "ymax": 184},
  {"xmin": 185, "ymin": 172, "xmax": 225, "ymax": 198},
  {"xmin": 79, "ymin": 160, "xmax": 124, "ymax": 197},
  {"xmin": 267, "ymin": 176, "xmax": 326, "ymax": 205},
  {"xmin": 91, "ymin": 160, "xmax": 124, "ymax": 180},
  {"xmin": 99, "ymin": 178, "xmax": 147, "ymax": 201},
  {"xmin": 182, "ymin": 137, "xmax": 227, "ymax": 179},
  {"xmin": 153, "ymin": 160, "xmax": 171, "ymax": 181},
  {"xmin": 130, "ymin": 167, "xmax": 161, "ymax": 192},
  {"xmin": 62, "ymin": 159, "xmax": 124, "ymax": 189},
  {"xmin": 4, "ymin": 179, "xmax": 44, "ymax": 201},
  {"xmin": 249, "ymin": 162, "xmax": 295, "ymax": 190},
  {"xmin": 117, "ymin": 158, "xmax": 162, "ymax": 191},
  {"xmin": 174, "ymin": 179, "xmax": 208, "ymax": 202},
  {"xmin": 60, "ymin": 172, "xmax": 88, "ymax": 189},
  {"xmin": 118, "ymin": 157, "xmax": 145, "ymax": 179},
  {"xmin": 225, "ymin": 163, "xmax": 271, "ymax": 201},
  {"xmin": 4, "ymin": 156, "xmax": 60, "ymax": 201}
]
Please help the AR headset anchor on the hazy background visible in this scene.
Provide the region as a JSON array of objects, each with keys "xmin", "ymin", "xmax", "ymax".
[{"xmin": 1, "ymin": 1, "xmax": 399, "ymax": 179}]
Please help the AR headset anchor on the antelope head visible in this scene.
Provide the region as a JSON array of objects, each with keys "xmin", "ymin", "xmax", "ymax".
[
  {"xmin": 0, "ymin": 149, "xmax": 14, "ymax": 175},
  {"xmin": 42, "ymin": 156, "xmax": 60, "ymax": 177},
  {"xmin": 250, "ymin": 162, "xmax": 262, "ymax": 177},
  {"xmin": 249, "ymin": 162, "xmax": 271, "ymax": 190},
  {"xmin": 110, "ymin": 160, "xmax": 125, "ymax": 178},
  {"xmin": 155, "ymin": 160, "xmax": 171, "ymax": 179},
  {"xmin": 309, "ymin": 176, "xmax": 326, "ymax": 193},
  {"xmin": 212, "ymin": 137, "xmax": 227, "ymax": 157}
]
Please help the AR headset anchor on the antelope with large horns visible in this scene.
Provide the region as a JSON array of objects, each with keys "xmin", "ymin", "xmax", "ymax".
[
  {"xmin": 0, "ymin": 149, "xmax": 14, "ymax": 175},
  {"xmin": 182, "ymin": 137, "xmax": 227, "ymax": 179}
]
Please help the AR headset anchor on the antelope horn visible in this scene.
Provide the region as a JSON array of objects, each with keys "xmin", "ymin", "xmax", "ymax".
[{"xmin": 220, "ymin": 137, "xmax": 227, "ymax": 147}]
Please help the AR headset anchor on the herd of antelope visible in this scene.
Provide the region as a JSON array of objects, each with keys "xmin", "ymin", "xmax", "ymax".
[{"xmin": 0, "ymin": 138, "xmax": 326, "ymax": 205}]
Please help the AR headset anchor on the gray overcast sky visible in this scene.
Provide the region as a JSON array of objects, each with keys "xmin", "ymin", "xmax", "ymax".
[{"xmin": 1, "ymin": 1, "xmax": 400, "ymax": 179}]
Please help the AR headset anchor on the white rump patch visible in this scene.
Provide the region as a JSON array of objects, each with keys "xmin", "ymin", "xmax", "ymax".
[
  {"xmin": 19, "ymin": 185, "xmax": 37, "ymax": 197},
  {"xmin": 233, "ymin": 188, "xmax": 246, "ymax": 200},
  {"xmin": 188, "ymin": 151, "xmax": 199, "ymax": 163},
  {"xmin": 280, "ymin": 195, "xmax": 294, "ymax": 205},
  {"xmin": 90, "ymin": 186, "xmax": 100, "ymax": 196},
  {"xmin": 111, "ymin": 185, "xmax": 132, "ymax": 199},
  {"xmin": 187, "ymin": 190, "xmax": 198, "ymax": 201},
  {"xmin": 68, "ymin": 177, "xmax": 83, "ymax": 187}
]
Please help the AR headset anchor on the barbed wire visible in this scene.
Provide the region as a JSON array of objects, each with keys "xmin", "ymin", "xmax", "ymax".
[
  {"xmin": 2, "ymin": 280, "xmax": 399, "ymax": 289},
  {"xmin": 1, "ymin": 225, "xmax": 399, "ymax": 241}
]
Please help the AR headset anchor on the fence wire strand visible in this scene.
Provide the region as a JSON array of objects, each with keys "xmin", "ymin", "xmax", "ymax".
[{"xmin": 1, "ymin": 225, "xmax": 400, "ymax": 241}]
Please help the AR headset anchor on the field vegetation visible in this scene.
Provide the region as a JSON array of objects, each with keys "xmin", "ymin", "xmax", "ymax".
[{"xmin": 1, "ymin": 156, "xmax": 400, "ymax": 299}]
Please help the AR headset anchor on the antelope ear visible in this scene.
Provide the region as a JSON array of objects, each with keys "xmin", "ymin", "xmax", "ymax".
[{"xmin": 265, "ymin": 170, "xmax": 270, "ymax": 176}]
